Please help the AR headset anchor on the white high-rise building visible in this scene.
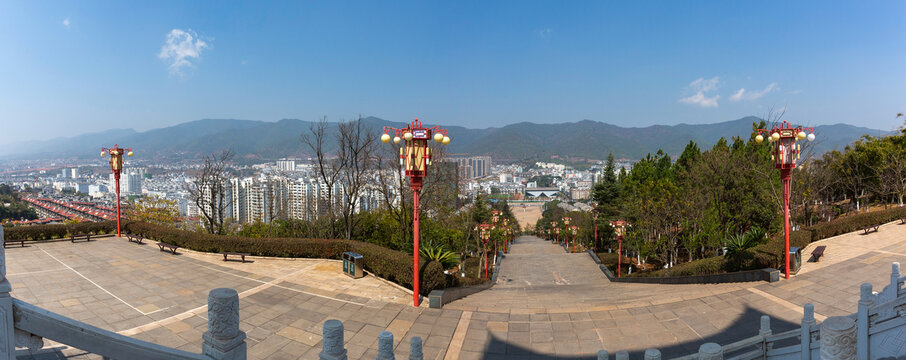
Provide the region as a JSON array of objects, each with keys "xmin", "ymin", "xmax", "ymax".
[{"xmin": 110, "ymin": 173, "xmax": 143, "ymax": 195}]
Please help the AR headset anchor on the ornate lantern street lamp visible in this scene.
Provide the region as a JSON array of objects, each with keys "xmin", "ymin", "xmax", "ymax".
[
  {"xmin": 755, "ymin": 121, "xmax": 815, "ymax": 279},
  {"xmin": 562, "ymin": 217, "xmax": 572, "ymax": 249},
  {"xmin": 610, "ymin": 220, "xmax": 630, "ymax": 278},
  {"xmin": 381, "ymin": 118, "xmax": 451, "ymax": 306},
  {"xmin": 550, "ymin": 221, "xmax": 559, "ymax": 243},
  {"xmin": 475, "ymin": 223, "xmax": 492, "ymax": 278},
  {"xmin": 100, "ymin": 145, "xmax": 133, "ymax": 238},
  {"xmin": 569, "ymin": 225, "xmax": 578, "ymax": 253}
]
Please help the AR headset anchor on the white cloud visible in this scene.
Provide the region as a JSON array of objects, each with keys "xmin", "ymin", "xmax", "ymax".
[
  {"xmin": 679, "ymin": 92, "xmax": 720, "ymax": 107},
  {"xmin": 678, "ymin": 77, "xmax": 720, "ymax": 108},
  {"xmin": 535, "ymin": 28, "xmax": 552, "ymax": 39},
  {"xmin": 62, "ymin": 18, "xmax": 70, "ymax": 28},
  {"xmin": 729, "ymin": 82, "xmax": 778, "ymax": 102},
  {"xmin": 158, "ymin": 29, "xmax": 211, "ymax": 75}
]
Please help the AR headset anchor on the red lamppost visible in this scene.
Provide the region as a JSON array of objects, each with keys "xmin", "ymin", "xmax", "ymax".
[
  {"xmin": 550, "ymin": 221, "xmax": 559, "ymax": 243},
  {"xmin": 755, "ymin": 121, "xmax": 815, "ymax": 279},
  {"xmin": 491, "ymin": 210, "xmax": 501, "ymax": 254},
  {"xmin": 563, "ymin": 217, "xmax": 572, "ymax": 250},
  {"xmin": 381, "ymin": 118, "xmax": 451, "ymax": 306},
  {"xmin": 610, "ymin": 220, "xmax": 630, "ymax": 278},
  {"xmin": 101, "ymin": 145, "xmax": 133, "ymax": 238},
  {"xmin": 592, "ymin": 208, "xmax": 600, "ymax": 253},
  {"xmin": 475, "ymin": 223, "xmax": 492, "ymax": 278},
  {"xmin": 569, "ymin": 225, "xmax": 578, "ymax": 253},
  {"xmin": 502, "ymin": 218, "xmax": 511, "ymax": 252}
]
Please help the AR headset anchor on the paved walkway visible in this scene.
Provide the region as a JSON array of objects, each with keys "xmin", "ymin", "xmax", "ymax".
[{"xmin": 8, "ymin": 220, "xmax": 906, "ymax": 359}]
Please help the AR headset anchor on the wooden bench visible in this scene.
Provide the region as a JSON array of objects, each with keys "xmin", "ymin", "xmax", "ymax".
[
  {"xmin": 70, "ymin": 234, "xmax": 92, "ymax": 243},
  {"xmin": 220, "ymin": 252, "xmax": 251, "ymax": 263},
  {"xmin": 126, "ymin": 234, "xmax": 144, "ymax": 244},
  {"xmin": 156, "ymin": 242, "xmax": 178, "ymax": 254},
  {"xmin": 811, "ymin": 245, "xmax": 827, "ymax": 262},
  {"xmin": 862, "ymin": 224, "xmax": 882, "ymax": 234},
  {"xmin": 3, "ymin": 239, "xmax": 25, "ymax": 248}
]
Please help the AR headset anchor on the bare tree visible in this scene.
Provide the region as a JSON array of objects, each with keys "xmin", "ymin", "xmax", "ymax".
[
  {"xmin": 185, "ymin": 150, "xmax": 234, "ymax": 235},
  {"xmin": 301, "ymin": 117, "xmax": 344, "ymax": 238},
  {"xmin": 336, "ymin": 117, "xmax": 376, "ymax": 240}
]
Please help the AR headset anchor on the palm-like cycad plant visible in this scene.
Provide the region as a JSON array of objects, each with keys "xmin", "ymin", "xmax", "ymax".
[{"xmin": 420, "ymin": 241, "xmax": 461, "ymax": 270}]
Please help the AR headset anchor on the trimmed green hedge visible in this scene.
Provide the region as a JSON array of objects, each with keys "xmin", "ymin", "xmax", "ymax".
[
  {"xmin": 625, "ymin": 256, "xmax": 726, "ymax": 278},
  {"xmin": 3, "ymin": 221, "xmax": 117, "ymax": 240},
  {"xmin": 2, "ymin": 221, "xmax": 452, "ymax": 295},
  {"xmin": 809, "ymin": 206, "xmax": 906, "ymax": 242},
  {"xmin": 122, "ymin": 222, "xmax": 447, "ymax": 295}
]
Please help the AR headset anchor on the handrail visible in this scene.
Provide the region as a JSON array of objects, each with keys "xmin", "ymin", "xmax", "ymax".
[
  {"xmin": 720, "ymin": 334, "xmax": 763, "ymax": 353},
  {"xmin": 13, "ymin": 298, "xmax": 206, "ymax": 360},
  {"xmin": 764, "ymin": 328, "xmax": 799, "ymax": 342}
]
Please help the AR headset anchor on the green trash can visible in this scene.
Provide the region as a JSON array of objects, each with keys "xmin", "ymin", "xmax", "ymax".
[
  {"xmin": 789, "ymin": 247, "xmax": 802, "ymax": 274},
  {"xmin": 342, "ymin": 251, "xmax": 364, "ymax": 279}
]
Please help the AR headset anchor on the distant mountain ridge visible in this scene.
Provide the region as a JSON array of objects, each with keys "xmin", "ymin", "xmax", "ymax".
[{"xmin": 0, "ymin": 116, "xmax": 891, "ymax": 162}]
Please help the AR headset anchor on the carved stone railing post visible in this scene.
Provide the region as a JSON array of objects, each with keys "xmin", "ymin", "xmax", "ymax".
[
  {"xmin": 644, "ymin": 348, "xmax": 661, "ymax": 360},
  {"xmin": 597, "ymin": 350, "xmax": 608, "ymax": 360},
  {"xmin": 698, "ymin": 343, "xmax": 722, "ymax": 360},
  {"xmin": 891, "ymin": 262, "xmax": 901, "ymax": 294},
  {"xmin": 820, "ymin": 316, "xmax": 856, "ymax": 360},
  {"xmin": 0, "ymin": 226, "xmax": 16, "ymax": 360},
  {"xmin": 857, "ymin": 283, "xmax": 872, "ymax": 360},
  {"xmin": 801, "ymin": 304, "xmax": 815, "ymax": 360},
  {"xmin": 320, "ymin": 320, "xmax": 347, "ymax": 360},
  {"xmin": 408, "ymin": 336, "xmax": 422, "ymax": 360},
  {"xmin": 202, "ymin": 288, "xmax": 247, "ymax": 360},
  {"xmin": 376, "ymin": 331, "xmax": 394, "ymax": 360},
  {"xmin": 758, "ymin": 314, "xmax": 773, "ymax": 356}
]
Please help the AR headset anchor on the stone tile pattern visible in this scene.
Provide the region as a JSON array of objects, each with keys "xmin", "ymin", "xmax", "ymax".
[{"xmin": 9, "ymin": 221, "xmax": 906, "ymax": 359}]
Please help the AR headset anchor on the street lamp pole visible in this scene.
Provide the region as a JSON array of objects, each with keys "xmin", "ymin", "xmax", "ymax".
[
  {"xmin": 592, "ymin": 209, "xmax": 600, "ymax": 253},
  {"xmin": 381, "ymin": 118, "xmax": 451, "ymax": 306},
  {"xmin": 563, "ymin": 217, "xmax": 572, "ymax": 252},
  {"xmin": 101, "ymin": 145, "xmax": 133, "ymax": 238},
  {"xmin": 476, "ymin": 224, "xmax": 491, "ymax": 278},
  {"xmin": 610, "ymin": 220, "xmax": 630, "ymax": 278},
  {"xmin": 755, "ymin": 122, "xmax": 815, "ymax": 279},
  {"xmin": 570, "ymin": 226, "xmax": 578, "ymax": 253}
]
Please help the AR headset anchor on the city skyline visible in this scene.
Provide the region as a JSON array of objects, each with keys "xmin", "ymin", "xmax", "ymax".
[{"xmin": 1, "ymin": 2, "xmax": 904, "ymax": 145}]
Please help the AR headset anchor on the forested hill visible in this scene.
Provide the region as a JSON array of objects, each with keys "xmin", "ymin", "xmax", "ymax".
[{"xmin": 0, "ymin": 116, "xmax": 890, "ymax": 161}]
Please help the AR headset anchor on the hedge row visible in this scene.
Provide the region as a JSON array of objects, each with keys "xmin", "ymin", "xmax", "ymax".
[
  {"xmin": 606, "ymin": 206, "xmax": 906, "ymax": 278},
  {"xmin": 122, "ymin": 222, "xmax": 448, "ymax": 295},
  {"xmin": 1, "ymin": 221, "xmax": 453, "ymax": 295},
  {"xmin": 808, "ymin": 206, "xmax": 906, "ymax": 242},
  {"xmin": 3, "ymin": 221, "xmax": 117, "ymax": 241}
]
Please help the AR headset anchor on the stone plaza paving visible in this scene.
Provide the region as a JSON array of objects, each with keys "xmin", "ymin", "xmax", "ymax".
[{"xmin": 9, "ymin": 220, "xmax": 906, "ymax": 359}]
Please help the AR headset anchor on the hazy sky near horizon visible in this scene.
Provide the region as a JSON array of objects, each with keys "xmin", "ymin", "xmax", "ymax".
[{"xmin": 1, "ymin": 1, "xmax": 904, "ymax": 145}]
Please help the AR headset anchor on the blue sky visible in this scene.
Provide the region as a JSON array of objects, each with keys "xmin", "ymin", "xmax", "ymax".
[{"xmin": 1, "ymin": 1, "xmax": 904, "ymax": 145}]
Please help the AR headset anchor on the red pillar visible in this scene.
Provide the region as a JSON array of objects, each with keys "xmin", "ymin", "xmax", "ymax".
[
  {"xmin": 413, "ymin": 188, "xmax": 420, "ymax": 306},
  {"xmin": 618, "ymin": 235, "xmax": 622, "ymax": 278},
  {"xmin": 483, "ymin": 240, "xmax": 488, "ymax": 278},
  {"xmin": 782, "ymin": 169, "xmax": 791, "ymax": 279},
  {"xmin": 114, "ymin": 171, "xmax": 121, "ymax": 237}
]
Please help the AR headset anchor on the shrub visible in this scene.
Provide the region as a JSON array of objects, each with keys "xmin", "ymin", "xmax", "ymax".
[
  {"xmin": 629, "ymin": 256, "xmax": 726, "ymax": 278},
  {"xmin": 749, "ymin": 230, "xmax": 812, "ymax": 269},
  {"xmin": 4, "ymin": 221, "xmax": 118, "ymax": 241},
  {"xmin": 122, "ymin": 222, "xmax": 451, "ymax": 295},
  {"xmin": 810, "ymin": 207, "xmax": 906, "ymax": 241},
  {"xmin": 420, "ymin": 241, "xmax": 461, "ymax": 270}
]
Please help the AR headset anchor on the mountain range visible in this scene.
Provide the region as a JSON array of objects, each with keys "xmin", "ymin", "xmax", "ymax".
[{"xmin": 0, "ymin": 116, "xmax": 891, "ymax": 162}]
